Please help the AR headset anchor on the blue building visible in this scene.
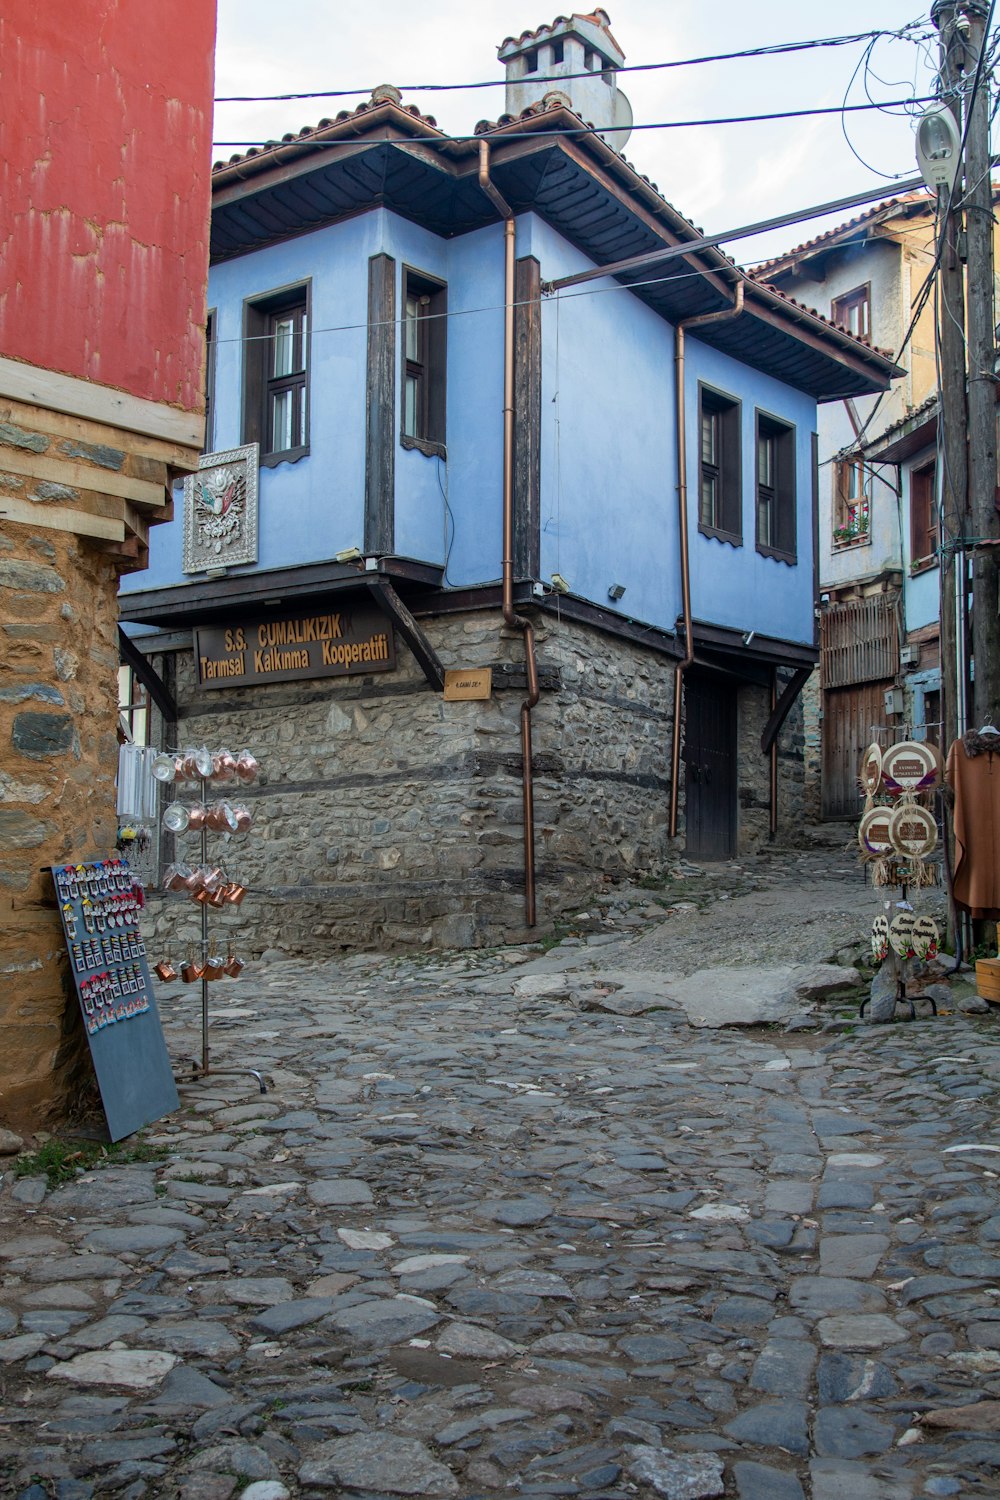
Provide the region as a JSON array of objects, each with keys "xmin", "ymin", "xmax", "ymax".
[{"xmin": 120, "ymin": 13, "xmax": 899, "ymax": 951}]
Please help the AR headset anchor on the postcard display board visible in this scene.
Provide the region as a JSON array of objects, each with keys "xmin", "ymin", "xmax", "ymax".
[{"xmin": 51, "ymin": 858, "xmax": 179, "ymax": 1141}]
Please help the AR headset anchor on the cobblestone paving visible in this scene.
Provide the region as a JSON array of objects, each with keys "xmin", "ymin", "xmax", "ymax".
[{"xmin": 1, "ymin": 850, "xmax": 998, "ymax": 1499}]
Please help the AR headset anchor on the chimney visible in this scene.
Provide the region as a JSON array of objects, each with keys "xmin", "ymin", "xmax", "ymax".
[{"xmin": 498, "ymin": 10, "xmax": 633, "ymax": 152}]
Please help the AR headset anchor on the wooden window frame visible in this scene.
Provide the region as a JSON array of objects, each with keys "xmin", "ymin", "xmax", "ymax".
[
  {"xmin": 204, "ymin": 309, "xmax": 217, "ymax": 454},
  {"xmin": 755, "ymin": 409, "xmax": 797, "ymax": 565},
  {"xmin": 831, "ymin": 283, "xmax": 872, "ymax": 342},
  {"xmin": 242, "ymin": 280, "xmax": 311, "ymax": 467},
  {"xmin": 401, "ymin": 266, "xmax": 447, "ymax": 458},
  {"xmin": 833, "ymin": 458, "xmax": 872, "ymax": 547},
  {"xmin": 910, "ymin": 459, "xmax": 938, "ymax": 573},
  {"xmin": 697, "ymin": 383, "xmax": 742, "ymax": 546}
]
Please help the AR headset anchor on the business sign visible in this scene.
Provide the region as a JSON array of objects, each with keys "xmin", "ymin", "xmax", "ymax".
[
  {"xmin": 443, "ymin": 668, "xmax": 493, "ymax": 701},
  {"xmin": 194, "ymin": 602, "xmax": 396, "ymax": 689}
]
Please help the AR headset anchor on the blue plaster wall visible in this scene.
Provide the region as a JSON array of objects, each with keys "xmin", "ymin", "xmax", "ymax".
[{"xmin": 124, "ymin": 206, "xmax": 819, "ymax": 649}]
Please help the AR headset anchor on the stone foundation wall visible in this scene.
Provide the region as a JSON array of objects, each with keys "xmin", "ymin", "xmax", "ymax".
[
  {"xmin": 800, "ymin": 667, "xmax": 822, "ymax": 825},
  {"xmin": 143, "ymin": 608, "xmax": 680, "ymax": 956},
  {"xmin": 0, "ymin": 524, "xmax": 121, "ymax": 1129}
]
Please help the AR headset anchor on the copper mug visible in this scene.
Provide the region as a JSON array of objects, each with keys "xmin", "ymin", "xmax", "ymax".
[
  {"xmin": 223, "ymin": 945, "xmax": 244, "ymax": 979},
  {"xmin": 186, "ymin": 802, "xmax": 208, "ymax": 832},
  {"xmin": 207, "ymin": 886, "xmax": 228, "ymax": 909},
  {"xmin": 181, "ymin": 955, "xmax": 204, "ymax": 983},
  {"xmin": 231, "ymin": 804, "xmax": 253, "ymax": 833},
  {"xmin": 203, "ymin": 952, "xmax": 226, "ymax": 980},
  {"xmin": 162, "ymin": 863, "xmax": 191, "ymax": 893},
  {"xmin": 223, "ymin": 881, "xmax": 247, "ymax": 906},
  {"xmin": 154, "ymin": 957, "xmax": 177, "ymax": 981}
]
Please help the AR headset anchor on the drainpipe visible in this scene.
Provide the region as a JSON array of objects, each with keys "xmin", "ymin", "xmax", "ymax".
[
  {"xmin": 479, "ymin": 140, "xmax": 540, "ymax": 926},
  {"xmin": 668, "ymin": 279, "xmax": 745, "ymax": 838}
]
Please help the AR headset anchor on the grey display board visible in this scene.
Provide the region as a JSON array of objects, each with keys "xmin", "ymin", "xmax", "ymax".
[{"xmin": 51, "ymin": 859, "xmax": 179, "ymax": 1141}]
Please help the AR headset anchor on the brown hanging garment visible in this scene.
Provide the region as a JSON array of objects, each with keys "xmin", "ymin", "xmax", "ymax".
[{"xmin": 945, "ymin": 730, "xmax": 1000, "ymax": 919}]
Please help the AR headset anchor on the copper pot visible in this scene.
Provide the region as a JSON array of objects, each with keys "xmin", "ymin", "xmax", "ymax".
[
  {"xmin": 205, "ymin": 802, "xmax": 227, "ymax": 832},
  {"xmin": 203, "ymin": 952, "xmax": 225, "ymax": 980},
  {"xmin": 180, "ymin": 751, "xmax": 200, "ymax": 781},
  {"xmin": 181, "ymin": 956, "xmax": 204, "ymax": 983},
  {"xmin": 162, "ymin": 863, "xmax": 191, "ymax": 893},
  {"xmin": 186, "ymin": 802, "xmax": 208, "ymax": 831},
  {"xmin": 223, "ymin": 948, "xmax": 245, "ymax": 979},
  {"xmin": 235, "ymin": 750, "xmax": 259, "ymax": 784},
  {"xmin": 213, "ymin": 750, "xmax": 237, "ymax": 782},
  {"xmin": 154, "ymin": 958, "xmax": 177, "ymax": 981},
  {"xmin": 207, "ymin": 887, "xmax": 228, "ymax": 909},
  {"xmin": 223, "ymin": 881, "xmax": 247, "ymax": 906},
  {"xmin": 232, "ymin": 804, "xmax": 253, "ymax": 833}
]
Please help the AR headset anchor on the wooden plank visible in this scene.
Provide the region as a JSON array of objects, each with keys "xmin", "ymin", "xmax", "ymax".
[
  {"xmin": 0, "ymin": 493, "xmax": 125, "ymax": 541},
  {"xmin": 0, "ymin": 445, "xmax": 168, "ymax": 508},
  {"xmin": 364, "ymin": 253, "xmax": 396, "ymax": 554},
  {"xmin": 513, "ymin": 256, "xmax": 541, "ymax": 579},
  {"xmin": 0, "ymin": 354, "xmax": 204, "ymax": 448},
  {"xmin": 0, "ymin": 396, "xmax": 201, "ymax": 470}
]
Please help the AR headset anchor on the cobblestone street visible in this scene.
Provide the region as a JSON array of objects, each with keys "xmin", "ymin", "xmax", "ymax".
[{"xmin": 2, "ymin": 850, "xmax": 999, "ymax": 1499}]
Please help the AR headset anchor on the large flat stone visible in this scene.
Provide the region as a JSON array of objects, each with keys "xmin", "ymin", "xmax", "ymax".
[
  {"xmin": 663, "ymin": 965, "xmax": 856, "ymax": 1028},
  {"xmin": 45, "ymin": 1349, "xmax": 178, "ymax": 1390},
  {"xmin": 299, "ymin": 1432, "xmax": 459, "ymax": 1494}
]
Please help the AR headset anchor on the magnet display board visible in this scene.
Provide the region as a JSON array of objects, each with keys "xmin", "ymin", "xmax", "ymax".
[{"xmin": 51, "ymin": 859, "xmax": 178, "ymax": 1141}]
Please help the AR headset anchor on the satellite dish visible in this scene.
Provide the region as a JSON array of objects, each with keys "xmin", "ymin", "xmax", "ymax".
[{"xmin": 916, "ymin": 106, "xmax": 962, "ymax": 191}]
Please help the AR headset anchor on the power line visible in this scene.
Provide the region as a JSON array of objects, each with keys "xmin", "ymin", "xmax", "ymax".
[
  {"xmin": 212, "ymin": 94, "xmax": 940, "ymax": 153},
  {"xmin": 214, "ymin": 27, "xmax": 933, "ymax": 103}
]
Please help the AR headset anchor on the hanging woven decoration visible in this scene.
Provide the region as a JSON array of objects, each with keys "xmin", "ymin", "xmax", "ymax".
[
  {"xmin": 889, "ymin": 908, "xmax": 917, "ymax": 957},
  {"xmin": 911, "ymin": 913, "xmax": 940, "ymax": 962},
  {"xmin": 859, "ymin": 805, "xmax": 896, "ymax": 885},
  {"xmin": 859, "ymin": 742, "xmax": 884, "ymax": 806},
  {"xmin": 881, "ymin": 741, "xmax": 941, "ymax": 799},
  {"xmin": 871, "ymin": 913, "xmax": 890, "ymax": 963},
  {"xmin": 888, "ymin": 802, "xmax": 939, "ymax": 887}
]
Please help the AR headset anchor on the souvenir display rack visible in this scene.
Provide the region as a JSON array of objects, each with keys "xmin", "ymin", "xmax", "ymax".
[
  {"xmin": 856, "ymin": 731, "xmax": 942, "ymax": 1022},
  {"xmin": 50, "ymin": 857, "xmax": 179, "ymax": 1139},
  {"xmin": 154, "ymin": 745, "xmax": 267, "ymax": 1093}
]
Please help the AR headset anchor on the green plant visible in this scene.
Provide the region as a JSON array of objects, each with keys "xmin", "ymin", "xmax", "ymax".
[{"xmin": 14, "ymin": 1135, "xmax": 168, "ymax": 1187}]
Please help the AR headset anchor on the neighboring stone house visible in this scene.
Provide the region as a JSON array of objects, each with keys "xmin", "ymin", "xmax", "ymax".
[
  {"xmin": 757, "ymin": 195, "xmax": 997, "ymax": 817},
  {"xmin": 119, "ymin": 11, "xmax": 898, "ymax": 955},
  {"xmin": 0, "ymin": 1, "xmax": 215, "ymax": 1128}
]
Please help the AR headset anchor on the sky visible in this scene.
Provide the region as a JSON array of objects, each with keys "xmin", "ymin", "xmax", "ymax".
[{"xmin": 212, "ymin": 2, "xmax": 956, "ymax": 266}]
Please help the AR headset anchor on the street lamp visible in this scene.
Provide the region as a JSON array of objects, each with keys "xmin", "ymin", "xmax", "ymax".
[{"xmin": 915, "ymin": 106, "xmax": 962, "ymax": 191}]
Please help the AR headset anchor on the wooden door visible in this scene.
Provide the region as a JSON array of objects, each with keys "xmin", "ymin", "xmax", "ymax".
[
  {"xmin": 684, "ymin": 673, "xmax": 737, "ymax": 859},
  {"xmin": 822, "ymin": 680, "xmax": 890, "ymax": 818}
]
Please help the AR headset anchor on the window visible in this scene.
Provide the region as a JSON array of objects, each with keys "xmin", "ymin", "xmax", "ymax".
[
  {"xmin": 550, "ymin": 39, "xmax": 564, "ymax": 64},
  {"xmin": 755, "ymin": 412, "xmax": 797, "ymax": 563},
  {"xmin": 833, "ymin": 459, "xmax": 872, "ymax": 545},
  {"xmin": 523, "ymin": 48, "xmax": 538, "ymax": 73},
  {"xmin": 401, "ymin": 267, "xmax": 447, "ymax": 455},
  {"xmin": 831, "ymin": 285, "xmax": 871, "ymax": 342},
  {"xmin": 911, "ymin": 460, "xmax": 938, "ymax": 570},
  {"xmin": 204, "ymin": 310, "xmax": 216, "ymax": 454},
  {"xmin": 698, "ymin": 385, "xmax": 742, "ymax": 544},
  {"xmin": 117, "ymin": 666, "xmax": 148, "ymax": 747},
  {"xmin": 243, "ymin": 282, "xmax": 310, "ymax": 465}
]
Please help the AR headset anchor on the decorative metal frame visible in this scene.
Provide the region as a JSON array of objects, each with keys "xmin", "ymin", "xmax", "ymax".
[{"xmin": 182, "ymin": 443, "xmax": 259, "ymax": 574}]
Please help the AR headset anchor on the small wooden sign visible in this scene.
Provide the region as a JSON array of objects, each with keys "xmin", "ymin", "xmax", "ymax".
[{"xmin": 443, "ymin": 668, "xmax": 493, "ymax": 702}]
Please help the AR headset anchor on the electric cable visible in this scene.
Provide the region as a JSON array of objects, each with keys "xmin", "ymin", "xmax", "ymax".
[
  {"xmin": 213, "ymin": 27, "xmax": 934, "ymax": 103},
  {"xmin": 211, "ymin": 94, "xmax": 940, "ymax": 153}
]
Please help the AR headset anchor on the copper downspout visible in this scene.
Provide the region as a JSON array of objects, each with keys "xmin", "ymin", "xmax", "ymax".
[
  {"xmin": 479, "ymin": 140, "xmax": 539, "ymax": 926},
  {"xmin": 668, "ymin": 279, "xmax": 745, "ymax": 838}
]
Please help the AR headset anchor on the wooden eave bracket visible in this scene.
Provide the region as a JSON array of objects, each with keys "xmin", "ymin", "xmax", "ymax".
[
  {"xmin": 760, "ymin": 665, "xmax": 813, "ymax": 755},
  {"xmin": 366, "ymin": 578, "xmax": 445, "ymax": 692},
  {"xmin": 118, "ymin": 627, "xmax": 177, "ymax": 723}
]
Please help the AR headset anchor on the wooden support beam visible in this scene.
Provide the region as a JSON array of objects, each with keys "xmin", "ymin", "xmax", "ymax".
[
  {"xmin": 367, "ymin": 578, "xmax": 444, "ymax": 691},
  {"xmin": 760, "ymin": 666, "xmax": 813, "ymax": 754}
]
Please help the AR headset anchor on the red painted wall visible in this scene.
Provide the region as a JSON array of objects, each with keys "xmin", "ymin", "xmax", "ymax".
[{"xmin": 0, "ymin": 2, "xmax": 216, "ymax": 414}]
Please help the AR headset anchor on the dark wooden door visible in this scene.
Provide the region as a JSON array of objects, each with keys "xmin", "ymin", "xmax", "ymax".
[
  {"xmin": 684, "ymin": 673, "xmax": 737, "ymax": 859},
  {"xmin": 822, "ymin": 680, "xmax": 890, "ymax": 818}
]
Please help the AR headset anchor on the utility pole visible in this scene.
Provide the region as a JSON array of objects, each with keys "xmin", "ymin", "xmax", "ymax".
[
  {"xmin": 931, "ymin": 1, "xmax": 971, "ymax": 747},
  {"xmin": 963, "ymin": 2, "xmax": 1000, "ymax": 725}
]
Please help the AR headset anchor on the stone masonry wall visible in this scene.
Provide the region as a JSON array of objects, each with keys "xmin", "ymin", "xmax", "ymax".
[
  {"xmin": 143, "ymin": 608, "xmax": 680, "ymax": 957},
  {"xmin": 0, "ymin": 524, "xmax": 121, "ymax": 1129},
  {"xmin": 735, "ymin": 670, "xmax": 808, "ymax": 852}
]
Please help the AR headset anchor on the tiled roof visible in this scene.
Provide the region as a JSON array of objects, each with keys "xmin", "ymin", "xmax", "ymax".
[
  {"xmin": 752, "ymin": 280, "xmax": 896, "ymax": 361},
  {"xmin": 749, "ymin": 193, "xmax": 934, "ymax": 275},
  {"xmin": 212, "ymin": 95, "xmax": 442, "ymax": 174},
  {"xmin": 499, "ymin": 10, "xmax": 623, "ymax": 56}
]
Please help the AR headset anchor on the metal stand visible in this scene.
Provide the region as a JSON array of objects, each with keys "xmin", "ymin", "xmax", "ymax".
[{"xmin": 176, "ymin": 769, "xmax": 266, "ymax": 1094}]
